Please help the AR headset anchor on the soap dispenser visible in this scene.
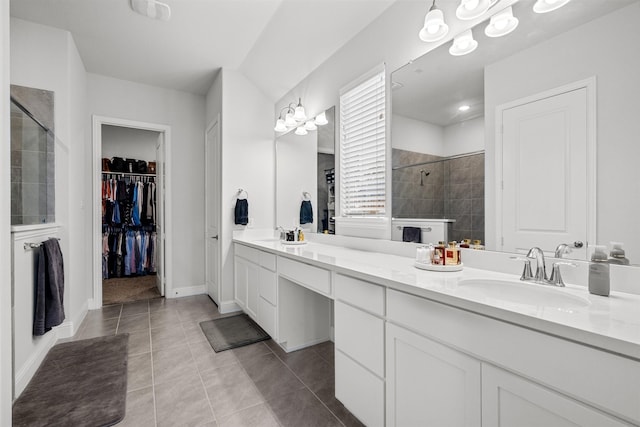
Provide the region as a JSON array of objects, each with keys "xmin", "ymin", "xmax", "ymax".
[
  {"xmin": 588, "ymin": 245, "xmax": 610, "ymax": 296},
  {"xmin": 608, "ymin": 242, "xmax": 630, "ymax": 265}
]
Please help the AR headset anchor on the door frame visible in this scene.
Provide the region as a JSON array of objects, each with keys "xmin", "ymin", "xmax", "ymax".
[
  {"xmin": 494, "ymin": 77, "xmax": 597, "ymax": 254},
  {"xmin": 91, "ymin": 115, "xmax": 172, "ymax": 308},
  {"xmin": 204, "ymin": 116, "xmax": 222, "ymax": 306}
]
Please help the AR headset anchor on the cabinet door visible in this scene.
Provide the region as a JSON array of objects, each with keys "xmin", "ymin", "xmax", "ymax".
[
  {"xmin": 482, "ymin": 364, "xmax": 628, "ymax": 427},
  {"xmin": 234, "ymin": 257, "xmax": 248, "ymax": 309},
  {"xmin": 246, "ymin": 262, "xmax": 259, "ymax": 320},
  {"xmin": 386, "ymin": 323, "xmax": 481, "ymax": 427}
]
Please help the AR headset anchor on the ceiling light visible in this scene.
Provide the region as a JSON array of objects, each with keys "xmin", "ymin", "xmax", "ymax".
[
  {"xmin": 485, "ymin": 6, "xmax": 519, "ymax": 37},
  {"xmin": 314, "ymin": 111, "xmax": 328, "ymax": 126},
  {"xmin": 456, "ymin": 0, "xmax": 492, "ymax": 21},
  {"xmin": 131, "ymin": 0, "xmax": 171, "ymax": 21},
  {"xmin": 295, "ymin": 127, "xmax": 308, "ymax": 136},
  {"xmin": 458, "ymin": 105, "xmax": 471, "ymax": 112},
  {"xmin": 293, "ymin": 98, "xmax": 307, "ymax": 122},
  {"xmin": 449, "ymin": 29, "xmax": 478, "ymax": 56},
  {"xmin": 304, "ymin": 121, "xmax": 317, "ymax": 131},
  {"xmin": 419, "ymin": 1, "xmax": 449, "ymax": 43},
  {"xmin": 533, "ymin": 0, "xmax": 571, "ymax": 14}
]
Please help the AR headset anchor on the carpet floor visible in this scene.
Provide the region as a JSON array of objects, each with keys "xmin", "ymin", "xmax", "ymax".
[
  {"xmin": 12, "ymin": 334, "xmax": 129, "ymax": 427},
  {"xmin": 103, "ymin": 275, "xmax": 161, "ymax": 305}
]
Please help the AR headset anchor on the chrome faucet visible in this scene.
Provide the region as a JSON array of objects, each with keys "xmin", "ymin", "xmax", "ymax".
[
  {"xmin": 527, "ymin": 247, "xmax": 547, "ymax": 282},
  {"xmin": 554, "ymin": 243, "xmax": 572, "ymax": 258}
]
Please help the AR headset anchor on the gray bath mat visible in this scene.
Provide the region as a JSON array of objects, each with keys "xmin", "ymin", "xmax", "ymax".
[
  {"xmin": 13, "ymin": 334, "xmax": 129, "ymax": 427},
  {"xmin": 200, "ymin": 314, "xmax": 270, "ymax": 352}
]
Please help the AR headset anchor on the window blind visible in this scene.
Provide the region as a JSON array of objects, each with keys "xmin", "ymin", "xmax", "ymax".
[{"xmin": 339, "ymin": 69, "xmax": 386, "ymax": 216}]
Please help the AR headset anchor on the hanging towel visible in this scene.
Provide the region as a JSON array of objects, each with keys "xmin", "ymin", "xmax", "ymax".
[
  {"xmin": 402, "ymin": 226, "xmax": 422, "ymax": 243},
  {"xmin": 235, "ymin": 198, "xmax": 249, "ymax": 225},
  {"xmin": 34, "ymin": 238, "xmax": 65, "ymax": 336},
  {"xmin": 300, "ymin": 200, "xmax": 313, "ymax": 224}
]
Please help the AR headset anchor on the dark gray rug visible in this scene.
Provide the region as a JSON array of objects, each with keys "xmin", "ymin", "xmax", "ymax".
[
  {"xmin": 13, "ymin": 334, "xmax": 129, "ymax": 427},
  {"xmin": 200, "ymin": 314, "xmax": 270, "ymax": 352}
]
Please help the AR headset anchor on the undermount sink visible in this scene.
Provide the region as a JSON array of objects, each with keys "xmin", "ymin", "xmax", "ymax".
[{"xmin": 456, "ymin": 278, "xmax": 590, "ymax": 310}]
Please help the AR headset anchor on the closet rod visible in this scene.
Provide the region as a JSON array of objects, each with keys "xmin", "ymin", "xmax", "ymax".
[{"xmin": 102, "ymin": 171, "xmax": 156, "ymax": 177}]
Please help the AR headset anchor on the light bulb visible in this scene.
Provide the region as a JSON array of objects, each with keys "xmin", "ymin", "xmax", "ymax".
[
  {"xmin": 449, "ymin": 29, "xmax": 478, "ymax": 56},
  {"xmin": 419, "ymin": 8, "xmax": 449, "ymax": 42},
  {"xmin": 533, "ymin": 0, "xmax": 570, "ymax": 13},
  {"xmin": 284, "ymin": 113, "xmax": 296, "ymax": 127},
  {"xmin": 485, "ymin": 6, "xmax": 519, "ymax": 38},
  {"xmin": 456, "ymin": 0, "xmax": 491, "ymax": 20},
  {"xmin": 274, "ymin": 119, "xmax": 287, "ymax": 132},
  {"xmin": 459, "ymin": 105, "xmax": 470, "ymax": 112}
]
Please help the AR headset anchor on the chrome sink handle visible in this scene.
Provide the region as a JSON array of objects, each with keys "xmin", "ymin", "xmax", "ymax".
[
  {"xmin": 554, "ymin": 243, "xmax": 572, "ymax": 258},
  {"xmin": 549, "ymin": 261, "xmax": 577, "ymax": 287},
  {"xmin": 526, "ymin": 247, "xmax": 547, "ymax": 282},
  {"xmin": 510, "ymin": 256, "xmax": 533, "ymax": 281}
]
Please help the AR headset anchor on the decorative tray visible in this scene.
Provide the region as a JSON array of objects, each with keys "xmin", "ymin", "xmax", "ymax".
[
  {"xmin": 414, "ymin": 261, "xmax": 463, "ymax": 272},
  {"xmin": 280, "ymin": 240, "xmax": 308, "ymax": 246}
]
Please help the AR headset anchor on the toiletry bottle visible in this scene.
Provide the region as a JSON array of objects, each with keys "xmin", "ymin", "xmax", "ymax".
[
  {"xmin": 589, "ymin": 245, "xmax": 610, "ymax": 296},
  {"xmin": 299, "ymin": 229, "xmax": 304, "ymax": 242},
  {"xmin": 609, "ymin": 242, "xmax": 630, "ymax": 265},
  {"xmin": 472, "ymin": 239, "xmax": 485, "ymax": 250},
  {"xmin": 445, "ymin": 242, "xmax": 460, "ymax": 265},
  {"xmin": 416, "ymin": 246, "xmax": 427, "ymax": 264},
  {"xmin": 434, "ymin": 241, "xmax": 446, "ymax": 265},
  {"xmin": 460, "ymin": 239, "xmax": 471, "ymax": 249},
  {"xmin": 427, "ymin": 243, "xmax": 435, "ymax": 264}
]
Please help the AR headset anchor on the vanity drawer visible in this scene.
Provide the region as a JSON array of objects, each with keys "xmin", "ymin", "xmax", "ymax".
[
  {"xmin": 235, "ymin": 244, "xmax": 260, "ymax": 264},
  {"xmin": 259, "ymin": 268, "xmax": 277, "ymax": 305},
  {"xmin": 335, "ymin": 274, "xmax": 384, "ymax": 316},
  {"xmin": 260, "ymin": 252, "xmax": 276, "ymax": 271},
  {"xmin": 335, "ymin": 301, "xmax": 384, "ymax": 377},
  {"xmin": 278, "ymin": 257, "xmax": 331, "ymax": 296}
]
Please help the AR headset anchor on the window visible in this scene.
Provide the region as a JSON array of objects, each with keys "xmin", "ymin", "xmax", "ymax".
[{"xmin": 339, "ymin": 67, "xmax": 386, "ymax": 216}]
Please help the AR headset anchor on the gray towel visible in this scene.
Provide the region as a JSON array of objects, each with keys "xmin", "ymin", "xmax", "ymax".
[
  {"xmin": 300, "ymin": 200, "xmax": 313, "ymax": 224},
  {"xmin": 34, "ymin": 238, "xmax": 65, "ymax": 336},
  {"xmin": 402, "ymin": 226, "xmax": 422, "ymax": 243},
  {"xmin": 235, "ymin": 198, "xmax": 249, "ymax": 225}
]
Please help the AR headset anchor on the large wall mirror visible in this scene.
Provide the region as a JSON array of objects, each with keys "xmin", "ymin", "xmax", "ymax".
[
  {"xmin": 391, "ymin": 0, "xmax": 640, "ymax": 263},
  {"xmin": 275, "ymin": 107, "xmax": 335, "ymax": 232}
]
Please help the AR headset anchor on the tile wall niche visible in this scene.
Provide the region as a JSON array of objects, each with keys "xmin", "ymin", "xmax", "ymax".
[{"xmin": 392, "ymin": 148, "xmax": 485, "ymax": 244}]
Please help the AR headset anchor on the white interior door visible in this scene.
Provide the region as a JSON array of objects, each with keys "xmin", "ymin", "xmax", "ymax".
[
  {"xmin": 205, "ymin": 119, "xmax": 220, "ymax": 304},
  {"xmin": 500, "ymin": 85, "xmax": 591, "ymax": 258},
  {"xmin": 155, "ymin": 134, "xmax": 165, "ymax": 296}
]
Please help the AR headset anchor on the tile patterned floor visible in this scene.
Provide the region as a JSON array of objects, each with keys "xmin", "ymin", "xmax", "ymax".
[{"xmin": 67, "ymin": 295, "xmax": 365, "ymax": 427}]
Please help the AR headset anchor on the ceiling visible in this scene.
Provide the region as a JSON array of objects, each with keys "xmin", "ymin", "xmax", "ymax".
[
  {"xmin": 10, "ymin": 0, "xmax": 396, "ymax": 100},
  {"xmin": 391, "ymin": 0, "xmax": 638, "ymax": 127}
]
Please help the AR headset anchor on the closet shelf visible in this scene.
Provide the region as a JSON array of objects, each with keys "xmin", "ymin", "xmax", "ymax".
[{"xmin": 102, "ymin": 171, "xmax": 156, "ymax": 177}]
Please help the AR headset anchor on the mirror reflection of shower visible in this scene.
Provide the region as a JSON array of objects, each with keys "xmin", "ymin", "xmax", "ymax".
[{"xmin": 420, "ymin": 169, "xmax": 430, "ymax": 186}]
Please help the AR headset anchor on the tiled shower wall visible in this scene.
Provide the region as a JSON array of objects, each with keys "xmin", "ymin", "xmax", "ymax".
[{"xmin": 392, "ymin": 148, "xmax": 485, "ymax": 244}]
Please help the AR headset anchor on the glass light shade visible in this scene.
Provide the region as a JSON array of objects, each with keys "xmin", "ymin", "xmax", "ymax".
[
  {"xmin": 274, "ymin": 119, "xmax": 287, "ymax": 132},
  {"xmin": 304, "ymin": 121, "xmax": 317, "ymax": 131},
  {"xmin": 485, "ymin": 6, "xmax": 519, "ymax": 37},
  {"xmin": 284, "ymin": 112, "xmax": 296, "ymax": 127},
  {"xmin": 419, "ymin": 8, "xmax": 449, "ymax": 42},
  {"xmin": 314, "ymin": 111, "xmax": 328, "ymax": 126},
  {"xmin": 293, "ymin": 99, "xmax": 307, "ymax": 121},
  {"xmin": 295, "ymin": 126, "xmax": 308, "ymax": 136},
  {"xmin": 456, "ymin": 0, "xmax": 491, "ymax": 20},
  {"xmin": 449, "ymin": 29, "xmax": 478, "ymax": 56},
  {"xmin": 533, "ymin": 0, "xmax": 571, "ymax": 14}
]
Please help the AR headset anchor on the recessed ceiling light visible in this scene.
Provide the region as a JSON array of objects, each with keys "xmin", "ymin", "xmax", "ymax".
[{"xmin": 459, "ymin": 105, "xmax": 471, "ymax": 112}]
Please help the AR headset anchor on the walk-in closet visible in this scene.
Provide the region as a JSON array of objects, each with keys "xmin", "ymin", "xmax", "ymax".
[{"xmin": 101, "ymin": 125, "xmax": 163, "ymax": 305}]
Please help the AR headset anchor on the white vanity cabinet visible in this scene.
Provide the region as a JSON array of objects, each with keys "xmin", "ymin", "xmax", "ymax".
[
  {"xmin": 334, "ymin": 274, "xmax": 386, "ymax": 427},
  {"xmin": 233, "ymin": 243, "xmax": 278, "ymax": 339},
  {"xmin": 386, "ymin": 289, "xmax": 640, "ymax": 426}
]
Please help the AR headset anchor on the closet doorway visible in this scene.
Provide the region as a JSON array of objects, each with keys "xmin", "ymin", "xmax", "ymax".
[{"xmin": 92, "ymin": 116, "xmax": 172, "ymax": 308}]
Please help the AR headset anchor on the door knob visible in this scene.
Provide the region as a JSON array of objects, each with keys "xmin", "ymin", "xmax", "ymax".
[
  {"xmin": 573, "ymin": 241, "xmax": 583, "ymax": 248},
  {"xmin": 210, "ymin": 235, "xmax": 218, "ymax": 240}
]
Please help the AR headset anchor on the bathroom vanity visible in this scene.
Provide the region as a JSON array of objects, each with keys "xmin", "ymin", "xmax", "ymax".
[{"xmin": 233, "ymin": 233, "xmax": 640, "ymax": 427}]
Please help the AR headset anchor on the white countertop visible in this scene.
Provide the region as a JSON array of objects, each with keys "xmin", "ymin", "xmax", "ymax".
[{"xmin": 233, "ymin": 235, "xmax": 640, "ymax": 360}]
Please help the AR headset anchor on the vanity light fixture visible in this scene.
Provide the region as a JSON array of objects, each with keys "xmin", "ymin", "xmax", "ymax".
[
  {"xmin": 130, "ymin": 0, "xmax": 171, "ymax": 21},
  {"xmin": 485, "ymin": 6, "xmax": 519, "ymax": 37},
  {"xmin": 456, "ymin": 0, "xmax": 494, "ymax": 21},
  {"xmin": 314, "ymin": 111, "xmax": 328, "ymax": 126},
  {"xmin": 295, "ymin": 126, "xmax": 308, "ymax": 136},
  {"xmin": 533, "ymin": 0, "xmax": 571, "ymax": 14},
  {"xmin": 449, "ymin": 29, "xmax": 478, "ymax": 56},
  {"xmin": 304, "ymin": 121, "xmax": 317, "ymax": 131},
  {"xmin": 419, "ymin": 0, "xmax": 449, "ymax": 43},
  {"xmin": 293, "ymin": 98, "xmax": 307, "ymax": 122}
]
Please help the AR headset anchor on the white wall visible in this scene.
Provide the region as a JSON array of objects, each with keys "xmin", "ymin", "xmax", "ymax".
[
  {"xmin": 391, "ymin": 114, "xmax": 443, "ymax": 156},
  {"xmin": 484, "ymin": 3, "xmax": 640, "ymax": 260},
  {"xmin": 87, "ymin": 73, "xmax": 206, "ymax": 297},
  {"xmin": 101, "ymin": 125, "xmax": 157, "ymax": 162},
  {"xmin": 442, "ymin": 116, "xmax": 484, "ymax": 157},
  {"xmin": 1, "ymin": 0, "xmax": 12, "ymax": 421},
  {"xmin": 210, "ymin": 68, "xmax": 275, "ymax": 308},
  {"xmin": 10, "ymin": 17, "xmax": 89, "ymax": 396}
]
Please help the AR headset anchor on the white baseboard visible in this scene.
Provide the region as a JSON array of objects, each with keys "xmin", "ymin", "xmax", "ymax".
[
  {"xmin": 218, "ymin": 300, "xmax": 241, "ymax": 314},
  {"xmin": 14, "ymin": 331, "xmax": 56, "ymax": 398},
  {"xmin": 167, "ymin": 284, "xmax": 206, "ymax": 299},
  {"xmin": 280, "ymin": 336, "xmax": 331, "ymax": 353}
]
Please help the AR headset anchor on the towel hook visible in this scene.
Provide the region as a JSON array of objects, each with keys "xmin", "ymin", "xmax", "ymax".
[
  {"xmin": 302, "ymin": 191, "xmax": 311, "ymax": 201},
  {"xmin": 236, "ymin": 188, "xmax": 248, "ymax": 199}
]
